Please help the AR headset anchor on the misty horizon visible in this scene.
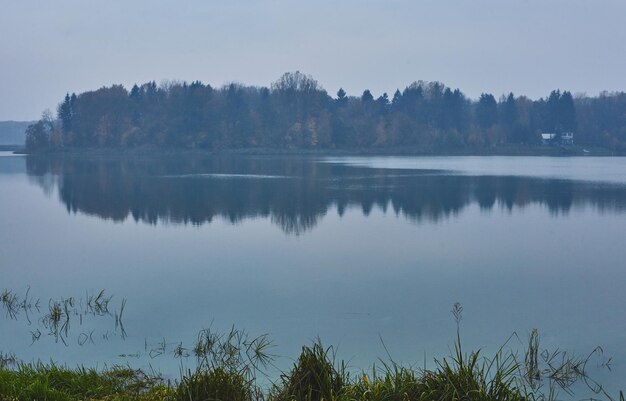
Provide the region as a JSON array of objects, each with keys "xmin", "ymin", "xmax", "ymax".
[{"xmin": 2, "ymin": 1, "xmax": 626, "ymax": 120}]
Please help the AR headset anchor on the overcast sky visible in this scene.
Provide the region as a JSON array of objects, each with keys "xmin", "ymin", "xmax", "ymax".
[{"xmin": 2, "ymin": 0, "xmax": 626, "ymax": 121}]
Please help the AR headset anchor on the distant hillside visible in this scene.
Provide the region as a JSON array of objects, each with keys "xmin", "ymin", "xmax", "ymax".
[{"xmin": 0, "ymin": 121, "xmax": 32, "ymax": 145}]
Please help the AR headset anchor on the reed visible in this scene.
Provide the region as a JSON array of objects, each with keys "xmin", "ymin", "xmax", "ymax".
[
  {"xmin": 0, "ymin": 304, "xmax": 622, "ymax": 401},
  {"xmin": 2, "ymin": 287, "xmax": 127, "ymax": 346}
]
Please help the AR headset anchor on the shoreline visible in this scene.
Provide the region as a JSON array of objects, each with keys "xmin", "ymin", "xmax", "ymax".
[
  {"xmin": 0, "ymin": 332, "xmax": 620, "ymax": 401},
  {"xmin": 15, "ymin": 144, "xmax": 621, "ymax": 158}
]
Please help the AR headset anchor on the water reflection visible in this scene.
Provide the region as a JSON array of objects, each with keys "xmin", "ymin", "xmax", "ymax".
[{"xmin": 24, "ymin": 155, "xmax": 626, "ymax": 234}]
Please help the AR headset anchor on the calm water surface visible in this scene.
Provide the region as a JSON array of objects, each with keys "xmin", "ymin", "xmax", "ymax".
[{"xmin": 1, "ymin": 152, "xmax": 625, "ymax": 394}]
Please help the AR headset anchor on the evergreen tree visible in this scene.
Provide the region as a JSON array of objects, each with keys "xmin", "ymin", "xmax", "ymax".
[
  {"xmin": 57, "ymin": 93, "xmax": 73, "ymax": 133},
  {"xmin": 392, "ymin": 89, "xmax": 402, "ymax": 106},
  {"xmin": 476, "ymin": 93, "xmax": 498, "ymax": 128},
  {"xmin": 361, "ymin": 90, "xmax": 374, "ymax": 102},
  {"xmin": 559, "ymin": 91, "xmax": 576, "ymax": 132},
  {"xmin": 336, "ymin": 88, "xmax": 347, "ymax": 107},
  {"xmin": 376, "ymin": 93, "xmax": 390, "ymax": 112}
]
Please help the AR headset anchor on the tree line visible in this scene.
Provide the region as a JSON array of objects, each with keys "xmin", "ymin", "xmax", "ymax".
[{"xmin": 25, "ymin": 71, "xmax": 626, "ymax": 152}]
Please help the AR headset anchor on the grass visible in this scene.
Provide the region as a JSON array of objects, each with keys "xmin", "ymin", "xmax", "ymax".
[
  {"xmin": 274, "ymin": 340, "xmax": 345, "ymax": 401},
  {"xmin": 175, "ymin": 367, "xmax": 253, "ymax": 401},
  {"xmin": 0, "ymin": 337, "xmax": 622, "ymax": 401},
  {"xmin": 1, "ymin": 306, "xmax": 623, "ymax": 401},
  {"xmin": 0, "ymin": 362, "xmax": 172, "ymax": 401}
]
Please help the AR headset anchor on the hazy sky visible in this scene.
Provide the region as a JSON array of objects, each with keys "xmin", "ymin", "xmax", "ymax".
[{"xmin": 2, "ymin": 0, "xmax": 626, "ymax": 121}]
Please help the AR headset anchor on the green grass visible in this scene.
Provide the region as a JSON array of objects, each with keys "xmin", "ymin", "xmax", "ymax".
[
  {"xmin": 0, "ymin": 325, "xmax": 622, "ymax": 401},
  {"xmin": 274, "ymin": 340, "xmax": 345, "ymax": 401},
  {"xmin": 0, "ymin": 362, "xmax": 172, "ymax": 401},
  {"xmin": 1, "ymin": 291, "xmax": 621, "ymax": 400},
  {"xmin": 175, "ymin": 367, "xmax": 253, "ymax": 401}
]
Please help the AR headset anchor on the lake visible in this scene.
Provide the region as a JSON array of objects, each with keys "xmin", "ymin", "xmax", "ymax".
[{"xmin": 1, "ymin": 152, "xmax": 625, "ymax": 395}]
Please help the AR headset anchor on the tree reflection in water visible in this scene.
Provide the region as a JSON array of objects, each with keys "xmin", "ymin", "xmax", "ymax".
[{"xmin": 25, "ymin": 154, "xmax": 626, "ymax": 235}]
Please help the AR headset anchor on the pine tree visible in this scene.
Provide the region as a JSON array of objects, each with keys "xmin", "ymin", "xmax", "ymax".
[
  {"xmin": 57, "ymin": 93, "xmax": 73, "ymax": 133},
  {"xmin": 336, "ymin": 88, "xmax": 347, "ymax": 106}
]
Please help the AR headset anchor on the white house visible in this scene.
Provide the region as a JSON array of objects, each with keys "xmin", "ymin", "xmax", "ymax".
[
  {"xmin": 561, "ymin": 132, "xmax": 574, "ymax": 145},
  {"xmin": 541, "ymin": 132, "xmax": 574, "ymax": 146},
  {"xmin": 541, "ymin": 133, "xmax": 556, "ymax": 145}
]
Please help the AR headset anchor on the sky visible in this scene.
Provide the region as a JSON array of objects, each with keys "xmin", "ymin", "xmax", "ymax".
[{"xmin": 2, "ymin": 0, "xmax": 626, "ymax": 121}]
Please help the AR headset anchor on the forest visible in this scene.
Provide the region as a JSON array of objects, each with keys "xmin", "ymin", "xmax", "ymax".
[{"xmin": 24, "ymin": 71, "xmax": 626, "ymax": 153}]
